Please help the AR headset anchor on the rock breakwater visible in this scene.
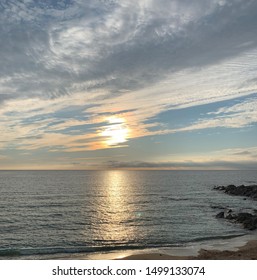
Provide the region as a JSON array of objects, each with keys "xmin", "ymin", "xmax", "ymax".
[{"xmin": 214, "ymin": 184, "xmax": 257, "ymax": 230}]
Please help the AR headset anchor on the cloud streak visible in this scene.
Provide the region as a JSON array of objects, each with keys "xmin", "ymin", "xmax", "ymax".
[
  {"xmin": 1, "ymin": 0, "xmax": 257, "ymax": 101},
  {"xmin": 0, "ymin": 0, "xmax": 257, "ymax": 169},
  {"xmin": 173, "ymin": 95, "xmax": 257, "ymax": 133},
  {"xmin": 103, "ymin": 146, "xmax": 257, "ymax": 170}
]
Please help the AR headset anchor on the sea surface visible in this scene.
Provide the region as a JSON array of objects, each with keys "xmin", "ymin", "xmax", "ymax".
[{"xmin": 0, "ymin": 170, "xmax": 257, "ymax": 259}]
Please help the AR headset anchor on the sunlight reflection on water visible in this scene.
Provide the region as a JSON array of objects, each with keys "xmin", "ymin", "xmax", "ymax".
[{"xmin": 89, "ymin": 170, "xmax": 138, "ymax": 245}]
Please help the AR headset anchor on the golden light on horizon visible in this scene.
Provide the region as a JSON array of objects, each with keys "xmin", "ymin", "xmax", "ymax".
[{"xmin": 101, "ymin": 116, "xmax": 129, "ymax": 147}]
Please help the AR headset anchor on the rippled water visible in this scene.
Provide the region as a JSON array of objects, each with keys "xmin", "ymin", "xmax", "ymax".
[{"xmin": 0, "ymin": 170, "xmax": 257, "ymax": 259}]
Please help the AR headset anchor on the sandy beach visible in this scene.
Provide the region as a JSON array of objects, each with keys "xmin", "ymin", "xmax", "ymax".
[{"xmin": 119, "ymin": 240, "xmax": 257, "ymax": 260}]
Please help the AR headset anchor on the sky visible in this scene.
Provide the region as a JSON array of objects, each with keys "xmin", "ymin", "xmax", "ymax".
[{"xmin": 0, "ymin": 0, "xmax": 257, "ymax": 170}]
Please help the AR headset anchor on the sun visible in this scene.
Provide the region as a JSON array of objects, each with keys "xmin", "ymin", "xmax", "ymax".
[{"xmin": 101, "ymin": 116, "xmax": 129, "ymax": 146}]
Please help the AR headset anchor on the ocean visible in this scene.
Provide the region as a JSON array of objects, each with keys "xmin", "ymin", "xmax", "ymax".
[{"xmin": 0, "ymin": 170, "xmax": 257, "ymax": 259}]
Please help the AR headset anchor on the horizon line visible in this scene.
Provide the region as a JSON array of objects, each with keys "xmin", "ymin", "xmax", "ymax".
[{"xmin": 0, "ymin": 169, "xmax": 256, "ymax": 171}]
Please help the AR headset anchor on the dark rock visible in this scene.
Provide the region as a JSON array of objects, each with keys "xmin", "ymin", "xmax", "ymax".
[
  {"xmin": 236, "ymin": 213, "xmax": 257, "ymax": 230},
  {"xmin": 214, "ymin": 184, "xmax": 257, "ymax": 230},
  {"xmin": 226, "ymin": 213, "xmax": 235, "ymax": 220},
  {"xmin": 214, "ymin": 184, "xmax": 257, "ymax": 200},
  {"xmin": 211, "ymin": 205, "xmax": 225, "ymax": 210},
  {"xmin": 236, "ymin": 212, "xmax": 253, "ymax": 222},
  {"xmin": 215, "ymin": 209, "xmax": 257, "ymax": 231},
  {"xmin": 216, "ymin": 212, "xmax": 224, "ymax": 218}
]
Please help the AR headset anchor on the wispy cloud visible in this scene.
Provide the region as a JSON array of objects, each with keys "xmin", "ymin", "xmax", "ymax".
[
  {"xmin": 1, "ymin": 0, "xmax": 257, "ymax": 101},
  {"xmin": 0, "ymin": 0, "xmax": 257, "ymax": 168},
  {"xmin": 173, "ymin": 95, "xmax": 257, "ymax": 133}
]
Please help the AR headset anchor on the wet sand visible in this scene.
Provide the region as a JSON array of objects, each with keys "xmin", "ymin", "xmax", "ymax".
[{"xmin": 119, "ymin": 240, "xmax": 257, "ymax": 260}]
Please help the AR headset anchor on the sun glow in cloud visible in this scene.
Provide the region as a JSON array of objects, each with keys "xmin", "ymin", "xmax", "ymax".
[
  {"xmin": 0, "ymin": 0, "xmax": 257, "ymax": 169},
  {"xmin": 101, "ymin": 116, "xmax": 129, "ymax": 147}
]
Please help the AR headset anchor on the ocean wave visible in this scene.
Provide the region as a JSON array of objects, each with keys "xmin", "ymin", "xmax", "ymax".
[
  {"xmin": 0, "ymin": 245, "xmax": 146, "ymax": 258},
  {"xmin": 0, "ymin": 232, "xmax": 248, "ymax": 259},
  {"xmin": 0, "ymin": 249, "xmax": 21, "ymax": 257},
  {"xmin": 189, "ymin": 233, "xmax": 246, "ymax": 243}
]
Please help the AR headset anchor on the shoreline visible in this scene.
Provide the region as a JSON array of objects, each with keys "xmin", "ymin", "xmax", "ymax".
[
  {"xmin": 1, "ymin": 233, "xmax": 257, "ymax": 260},
  {"xmin": 114, "ymin": 233, "xmax": 257, "ymax": 260},
  {"xmin": 119, "ymin": 240, "xmax": 257, "ymax": 260}
]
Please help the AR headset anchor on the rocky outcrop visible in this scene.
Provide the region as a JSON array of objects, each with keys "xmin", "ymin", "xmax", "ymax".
[
  {"xmin": 214, "ymin": 184, "xmax": 257, "ymax": 200},
  {"xmin": 216, "ymin": 210, "xmax": 257, "ymax": 230},
  {"xmin": 214, "ymin": 184, "xmax": 257, "ymax": 230}
]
